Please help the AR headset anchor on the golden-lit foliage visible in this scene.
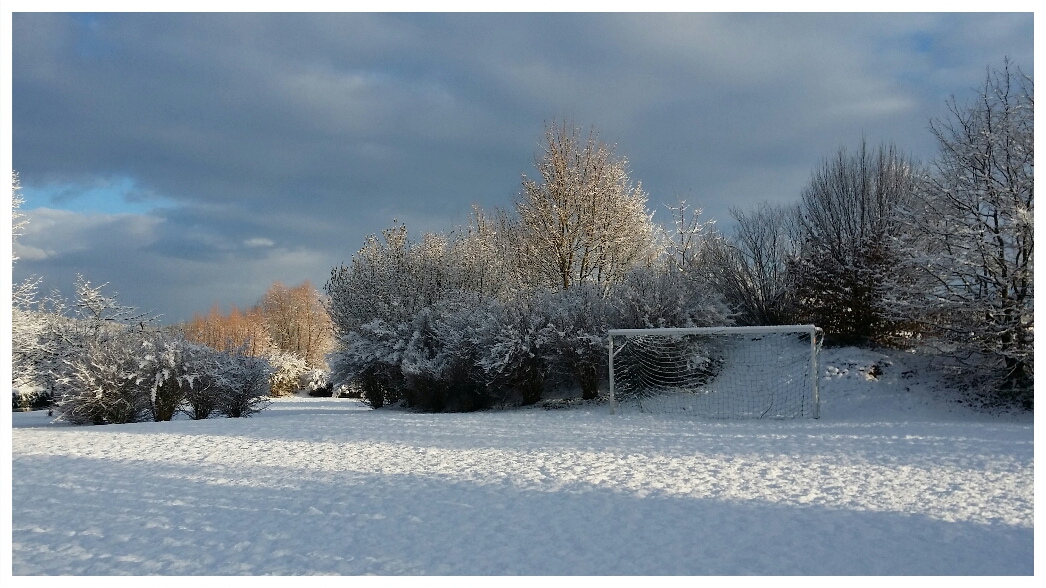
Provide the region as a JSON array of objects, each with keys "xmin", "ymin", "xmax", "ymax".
[
  {"xmin": 180, "ymin": 281, "xmax": 333, "ymax": 368},
  {"xmin": 259, "ymin": 281, "xmax": 333, "ymax": 368},
  {"xmin": 180, "ymin": 303, "xmax": 269, "ymax": 357}
]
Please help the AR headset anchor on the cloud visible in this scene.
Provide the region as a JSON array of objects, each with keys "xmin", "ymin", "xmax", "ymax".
[
  {"xmin": 12, "ymin": 206, "xmax": 336, "ymax": 322},
  {"xmin": 15, "ymin": 208, "xmax": 162, "ymax": 254},
  {"xmin": 10, "ymin": 13, "xmax": 1033, "ymax": 322}
]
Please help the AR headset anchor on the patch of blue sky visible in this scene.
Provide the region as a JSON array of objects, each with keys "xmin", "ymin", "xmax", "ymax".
[
  {"xmin": 69, "ymin": 13, "xmax": 118, "ymax": 60},
  {"xmin": 20, "ymin": 176, "xmax": 176, "ymax": 216},
  {"xmin": 908, "ymin": 32, "xmax": 934, "ymax": 54}
]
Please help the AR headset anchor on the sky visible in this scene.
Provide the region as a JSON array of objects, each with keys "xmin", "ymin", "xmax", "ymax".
[{"xmin": 4, "ymin": 10, "xmax": 1035, "ymax": 324}]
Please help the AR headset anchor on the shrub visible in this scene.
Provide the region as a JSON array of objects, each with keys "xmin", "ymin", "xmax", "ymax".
[
  {"xmin": 213, "ymin": 349, "xmax": 272, "ymax": 418},
  {"xmin": 266, "ymin": 348, "xmax": 309, "ymax": 397}
]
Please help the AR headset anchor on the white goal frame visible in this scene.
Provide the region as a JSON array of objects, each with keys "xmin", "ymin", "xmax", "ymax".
[{"xmin": 608, "ymin": 325, "xmax": 821, "ymax": 418}]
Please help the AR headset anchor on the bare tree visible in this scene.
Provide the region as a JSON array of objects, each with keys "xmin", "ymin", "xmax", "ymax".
[
  {"xmin": 890, "ymin": 60, "xmax": 1033, "ymax": 405},
  {"xmin": 663, "ymin": 199, "xmax": 713, "ymax": 274},
  {"xmin": 516, "ymin": 121, "xmax": 658, "ymax": 292},
  {"xmin": 703, "ymin": 203, "xmax": 800, "ymax": 326}
]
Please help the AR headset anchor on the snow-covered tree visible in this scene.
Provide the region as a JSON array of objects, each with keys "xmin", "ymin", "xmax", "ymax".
[
  {"xmin": 662, "ymin": 200, "xmax": 713, "ymax": 275},
  {"xmin": 444, "ymin": 206, "xmax": 521, "ymax": 298},
  {"xmin": 792, "ymin": 140, "xmax": 918, "ymax": 343},
  {"xmin": 11, "ymin": 277, "xmax": 47, "ymax": 396},
  {"xmin": 889, "ymin": 61, "xmax": 1033, "ymax": 406},
  {"xmin": 516, "ymin": 121, "xmax": 659, "ymax": 292},
  {"xmin": 11, "ymin": 171, "xmax": 51, "ymax": 401}
]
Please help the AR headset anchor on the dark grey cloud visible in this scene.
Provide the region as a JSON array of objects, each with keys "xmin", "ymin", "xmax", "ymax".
[{"xmin": 11, "ymin": 12, "xmax": 1034, "ymax": 322}]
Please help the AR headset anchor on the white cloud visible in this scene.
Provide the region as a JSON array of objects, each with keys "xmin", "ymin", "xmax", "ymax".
[
  {"xmin": 11, "ymin": 205, "xmax": 336, "ymax": 323},
  {"xmin": 13, "ymin": 243, "xmax": 52, "ymax": 261},
  {"xmin": 16, "ymin": 208, "xmax": 162, "ymax": 256},
  {"xmin": 244, "ymin": 237, "xmax": 275, "ymax": 248}
]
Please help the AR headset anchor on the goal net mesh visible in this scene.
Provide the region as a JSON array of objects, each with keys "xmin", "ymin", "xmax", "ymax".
[{"xmin": 611, "ymin": 330, "xmax": 820, "ymax": 418}]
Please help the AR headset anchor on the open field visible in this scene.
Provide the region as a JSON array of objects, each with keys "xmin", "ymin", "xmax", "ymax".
[{"xmin": 10, "ymin": 347, "xmax": 1034, "ymax": 575}]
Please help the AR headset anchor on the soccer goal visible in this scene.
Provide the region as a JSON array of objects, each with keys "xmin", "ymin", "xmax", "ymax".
[{"xmin": 608, "ymin": 325, "xmax": 823, "ymax": 418}]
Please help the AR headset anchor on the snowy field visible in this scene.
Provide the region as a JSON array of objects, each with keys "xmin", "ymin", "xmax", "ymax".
[{"xmin": 9, "ymin": 347, "xmax": 1034, "ymax": 575}]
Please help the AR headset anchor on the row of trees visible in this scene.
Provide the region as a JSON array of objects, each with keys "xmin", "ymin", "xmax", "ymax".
[
  {"xmin": 326, "ymin": 61, "xmax": 1032, "ymax": 411},
  {"xmin": 699, "ymin": 61, "xmax": 1032, "ymax": 407}
]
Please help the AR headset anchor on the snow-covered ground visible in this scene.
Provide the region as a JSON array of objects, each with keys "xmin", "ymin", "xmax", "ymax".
[{"xmin": 10, "ymin": 347, "xmax": 1034, "ymax": 575}]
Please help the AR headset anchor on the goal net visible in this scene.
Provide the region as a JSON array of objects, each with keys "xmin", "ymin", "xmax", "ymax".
[{"xmin": 608, "ymin": 325, "xmax": 823, "ymax": 418}]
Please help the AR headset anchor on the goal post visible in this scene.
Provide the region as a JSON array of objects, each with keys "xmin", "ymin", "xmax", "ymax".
[{"xmin": 608, "ymin": 325, "xmax": 822, "ymax": 418}]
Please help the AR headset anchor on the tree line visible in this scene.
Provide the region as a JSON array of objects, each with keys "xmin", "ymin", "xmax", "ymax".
[
  {"xmin": 179, "ymin": 281, "xmax": 334, "ymax": 377},
  {"xmin": 325, "ymin": 61, "xmax": 1032, "ymax": 411}
]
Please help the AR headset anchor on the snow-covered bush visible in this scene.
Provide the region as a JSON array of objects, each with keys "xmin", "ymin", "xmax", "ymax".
[
  {"xmin": 478, "ymin": 295, "xmax": 555, "ymax": 406},
  {"xmin": 612, "ymin": 265, "xmax": 730, "ymax": 330},
  {"xmin": 36, "ymin": 280, "xmax": 276, "ymax": 424},
  {"xmin": 213, "ymin": 349, "xmax": 273, "ymax": 418},
  {"xmin": 54, "ymin": 329, "xmax": 150, "ymax": 425},
  {"xmin": 397, "ymin": 294, "xmax": 503, "ymax": 412},
  {"xmin": 138, "ymin": 332, "xmax": 181, "ymax": 422},
  {"xmin": 299, "ymin": 369, "xmax": 333, "ymax": 396},
  {"xmin": 328, "ymin": 318, "xmax": 409, "ymax": 408},
  {"xmin": 328, "ymin": 297, "xmax": 495, "ymax": 411},
  {"xmin": 266, "ymin": 347, "xmax": 309, "ymax": 397},
  {"xmin": 179, "ymin": 344, "xmax": 225, "ymax": 420},
  {"xmin": 539, "ymin": 284, "xmax": 611, "ymax": 400}
]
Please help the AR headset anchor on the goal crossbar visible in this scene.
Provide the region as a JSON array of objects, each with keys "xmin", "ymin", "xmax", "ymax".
[
  {"xmin": 608, "ymin": 325, "xmax": 822, "ymax": 418},
  {"xmin": 609, "ymin": 325, "xmax": 818, "ymax": 336}
]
